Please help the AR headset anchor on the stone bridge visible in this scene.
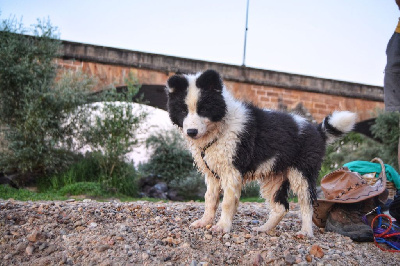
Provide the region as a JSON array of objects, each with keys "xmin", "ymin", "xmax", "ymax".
[{"xmin": 57, "ymin": 40, "xmax": 384, "ymax": 122}]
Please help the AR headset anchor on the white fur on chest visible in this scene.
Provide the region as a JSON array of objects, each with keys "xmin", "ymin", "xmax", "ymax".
[{"xmin": 187, "ymin": 89, "xmax": 249, "ymax": 181}]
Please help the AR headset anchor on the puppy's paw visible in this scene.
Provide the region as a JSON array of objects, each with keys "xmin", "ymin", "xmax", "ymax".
[
  {"xmin": 252, "ymin": 225, "xmax": 272, "ymax": 233},
  {"xmin": 190, "ymin": 218, "xmax": 212, "ymax": 229},
  {"xmin": 211, "ymin": 222, "xmax": 231, "ymax": 233},
  {"xmin": 296, "ymin": 230, "xmax": 314, "ymax": 238}
]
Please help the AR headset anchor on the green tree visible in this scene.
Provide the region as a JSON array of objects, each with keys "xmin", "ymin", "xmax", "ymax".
[
  {"xmin": 0, "ymin": 18, "xmax": 91, "ymax": 176},
  {"xmin": 0, "ymin": 17, "xmax": 146, "ymax": 195}
]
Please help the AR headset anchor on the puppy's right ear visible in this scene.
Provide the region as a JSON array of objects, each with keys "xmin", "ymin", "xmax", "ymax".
[{"xmin": 166, "ymin": 75, "xmax": 188, "ymax": 94}]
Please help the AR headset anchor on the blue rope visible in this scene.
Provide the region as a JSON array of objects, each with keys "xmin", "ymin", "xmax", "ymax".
[{"xmin": 374, "ymin": 206, "xmax": 400, "ymax": 251}]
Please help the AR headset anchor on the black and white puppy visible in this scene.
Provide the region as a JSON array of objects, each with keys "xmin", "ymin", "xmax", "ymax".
[{"xmin": 166, "ymin": 69, "xmax": 356, "ymax": 237}]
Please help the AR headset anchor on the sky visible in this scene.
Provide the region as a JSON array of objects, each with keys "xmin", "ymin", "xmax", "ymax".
[{"xmin": 0, "ymin": 0, "xmax": 398, "ymax": 86}]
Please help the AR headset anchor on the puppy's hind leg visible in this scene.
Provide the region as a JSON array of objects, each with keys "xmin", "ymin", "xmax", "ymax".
[
  {"xmin": 254, "ymin": 174, "xmax": 289, "ymax": 232},
  {"xmin": 287, "ymin": 169, "xmax": 314, "ymax": 237},
  {"xmin": 191, "ymin": 174, "xmax": 220, "ymax": 228}
]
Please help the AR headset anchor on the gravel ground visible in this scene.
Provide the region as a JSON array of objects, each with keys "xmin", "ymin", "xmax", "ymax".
[{"xmin": 1, "ymin": 199, "xmax": 400, "ymax": 265}]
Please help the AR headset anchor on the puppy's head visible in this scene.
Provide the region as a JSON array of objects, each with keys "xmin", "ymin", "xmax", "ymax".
[{"xmin": 166, "ymin": 69, "xmax": 227, "ymax": 139}]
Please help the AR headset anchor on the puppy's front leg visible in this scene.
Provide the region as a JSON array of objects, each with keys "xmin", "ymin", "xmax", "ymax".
[
  {"xmin": 190, "ymin": 175, "xmax": 220, "ymax": 228},
  {"xmin": 211, "ymin": 172, "xmax": 242, "ymax": 233}
]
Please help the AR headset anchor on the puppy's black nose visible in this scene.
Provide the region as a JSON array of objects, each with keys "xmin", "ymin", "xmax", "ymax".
[{"xmin": 187, "ymin": 128, "xmax": 198, "ymax": 138}]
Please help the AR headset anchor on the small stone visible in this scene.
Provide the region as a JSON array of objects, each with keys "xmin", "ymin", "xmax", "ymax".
[
  {"xmin": 83, "ymin": 199, "xmax": 92, "ymax": 202},
  {"xmin": 39, "ymin": 242, "xmax": 48, "ymax": 251},
  {"xmin": 66, "ymin": 199, "xmax": 75, "ymax": 202},
  {"xmin": 310, "ymin": 244, "xmax": 324, "ymax": 258},
  {"xmin": 223, "ymin": 233, "xmax": 230, "ymax": 239},
  {"xmin": 244, "ymin": 233, "xmax": 252, "ymax": 239},
  {"xmin": 97, "ymin": 245, "xmax": 110, "ymax": 252},
  {"xmin": 205, "ymin": 234, "xmax": 212, "ymax": 240},
  {"xmin": 285, "ymin": 254, "xmax": 296, "ymax": 265},
  {"xmin": 74, "ymin": 220, "xmax": 83, "ymax": 227},
  {"xmin": 251, "ymin": 220, "xmax": 259, "ymax": 224},
  {"xmin": 142, "ymin": 252, "xmax": 150, "ymax": 260},
  {"xmin": 3, "ymin": 254, "xmax": 12, "ymax": 260},
  {"xmin": 37, "ymin": 205, "xmax": 44, "ymax": 214},
  {"xmin": 205, "ymin": 224, "xmax": 212, "ymax": 229},
  {"xmin": 75, "ymin": 226, "xmax": 86, "ymax": 232},
  {"xmin": 16, "ymin": 242, "xmax": 27, "ymax": 253},
  {"xmin": 10, "ymin": 231, "xmax": 20, "ymax": 236},
  {"xmin": 224, "ymin": 242, "xmax": 231, "ymax": 247},
  {"xmin": 232, "ymin": 236, "xmax": 245, "ymax": 244},
  {"xmin": 27, "ymin": 230, "xmax": 41, "ymax": 242},
  {"xmin": 26, "ymin": 245, "xmax": 34, "ymax": 255},
  {"xmin": 253, "ymin": 253, "xmax": 264, "ymax": 266},
  {"xmin": 162, "ymin": 236, "xmax": 181, "ymax": 245},
  {"xmin": 89, "ymin": 222, "xmax": 98, "ymax": 228},
  {"xmin": 305, "ymin": 254, "xmax": 312, "ymax": 262},
  {"xmin": 181, "ymin": 242, "xmax": 191, "ymax": 248},
  {"xmin": 190, "ymin": 260, "xmax": 197, "ymax": 266},
  {"xmin": 43, "ymin": 245, "xmax": 56, "ymax": 255}
]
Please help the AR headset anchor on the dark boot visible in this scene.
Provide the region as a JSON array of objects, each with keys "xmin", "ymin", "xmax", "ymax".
[{"xmin": 325, "ymin": 201, "xmax": 374, "ymax": 242}]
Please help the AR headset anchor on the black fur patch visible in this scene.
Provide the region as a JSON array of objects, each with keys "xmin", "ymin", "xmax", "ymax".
[
  {"xmin": 196, "ymin": 70, "xmax": 226, "ymax": 122},
  {"xmin": 323, "ymin": 115, "xmax": 344, "ymax": 137},
  {"xmin": 274, "ymin": 179, "xmax": 290, "ymax": 210},
  {"xmin": 233, "ymin": 104, "xmax": 324, "ymax": 204},
  {"xmin": 167, "ymin": 75, "xmax": 189, "ymax": 93},
  {"xmin": 196, "ymin": 69, "xmax": 223, "ymax": 92},
  {"xmin": 166, "ymin": 75, "xmax": 189, "ymax": 128}
]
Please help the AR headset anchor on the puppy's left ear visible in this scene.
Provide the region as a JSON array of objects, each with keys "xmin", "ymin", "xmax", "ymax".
[
  {"xmin": 166, "ymin": 74, "xmax": 189, "ymax": 94},
  {"xmin": 196, "ymin": 69, "xmax": 223, "ymax": 92}
]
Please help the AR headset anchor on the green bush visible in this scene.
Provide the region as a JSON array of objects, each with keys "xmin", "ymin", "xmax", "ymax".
[
  {"xmin": 140, "ymin": 129, "xmax": 206, "ymax": 199},
  {"xmin": 168, "ymin": 170, "xmax": 206, "ymax": 200},
  {"xmin": 141, "ymin": 129, "xmax": 197, "ymax": 183}
]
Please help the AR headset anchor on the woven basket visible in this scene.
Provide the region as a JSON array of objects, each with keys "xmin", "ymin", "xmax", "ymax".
[{"xmin": 361, "ymin": 158, "xmax": 396, "ymax": 200}]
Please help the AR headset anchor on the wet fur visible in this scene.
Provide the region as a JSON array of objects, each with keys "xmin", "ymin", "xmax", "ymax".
[{"xmin": 166, "ymin": 69, "xmax": 357, "ymax": 236}]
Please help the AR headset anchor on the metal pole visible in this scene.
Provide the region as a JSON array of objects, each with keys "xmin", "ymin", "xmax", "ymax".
[{"xmin": 242, "ymin": 0, "xmax": 250, "ymax": 66}]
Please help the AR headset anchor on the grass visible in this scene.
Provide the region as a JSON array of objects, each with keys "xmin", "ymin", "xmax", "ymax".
[
  {"xmin": 240, "ymin": 197, "xmax": 264, "ymax": 203},
  {"xmin": 0, "ymin": 184, "xmax": 169, "ymax": 202},
  {"xmin": 240, "ymin": 196, "xmax": 298, "ymax": 203},
  {"xmin": 0, "ymin": 185, "xmax": 68, "ymax": 201},
  {"xmin": 0, "ymin": 184, "xmax": 299, "ymax": 203}
]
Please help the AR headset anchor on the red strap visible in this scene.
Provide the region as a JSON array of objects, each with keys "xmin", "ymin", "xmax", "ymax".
[{"xmin": 371, "ymin": 214, "xmax": 400, "ymax": 252}]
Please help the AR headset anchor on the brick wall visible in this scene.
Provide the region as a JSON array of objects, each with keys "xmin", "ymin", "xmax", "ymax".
[
  {"xmin": 58, "ymin": 41, "xmax": 385, "ymax": 122},
  {"xmin": 225, "ymin": 81, "xmax": 383, "ymax": 122}
]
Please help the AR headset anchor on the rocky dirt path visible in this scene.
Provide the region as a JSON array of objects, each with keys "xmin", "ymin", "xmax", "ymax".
[{"xmin": 1, "ymin": 199, "xmax": 400, "ymax": 265}]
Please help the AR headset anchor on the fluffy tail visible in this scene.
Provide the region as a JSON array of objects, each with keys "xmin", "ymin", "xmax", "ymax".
[{"xmin": 318, "ymin": 111, "xmax": 357, "ymax": 144}]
